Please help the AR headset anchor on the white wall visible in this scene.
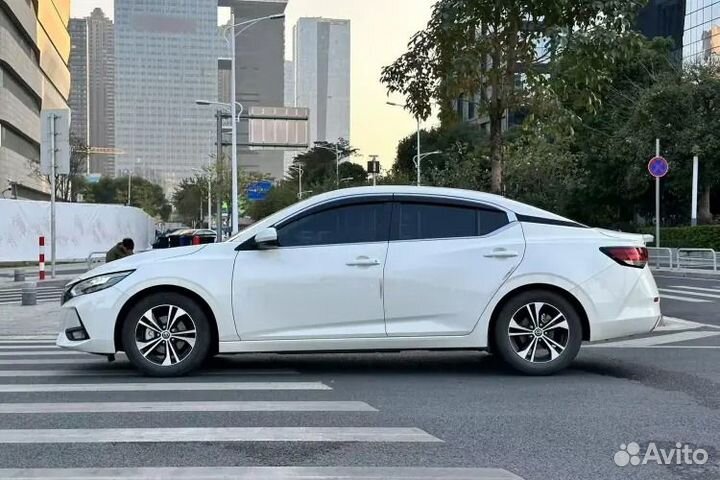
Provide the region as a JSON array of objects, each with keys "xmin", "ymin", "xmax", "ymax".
[{"xmin": 0, "ymin": 199, "xmax": 155, "ymax": 262}]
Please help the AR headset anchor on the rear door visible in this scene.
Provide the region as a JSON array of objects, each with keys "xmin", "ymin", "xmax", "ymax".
[{"xmin": 383, "ymin": 197, "xmax": 526, "ymax": 337}]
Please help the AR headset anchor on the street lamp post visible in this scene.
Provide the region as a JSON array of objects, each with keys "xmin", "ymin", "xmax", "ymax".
[
  {"xmin": 313, "ymin": 143, "xmax": 343, "ymax": 189},
  {"xmin": 288, "ymin": 164, "xmax": 304, "ymax": 199},
  {"xmin": 225, "ymin": 13, "xmax": 285, "ymax": 235},
  {"xmin": 412, "ymin": 151, "xmax": 442, "ymax": 187},
  {"xmin": 387, "ymin": 101, "xmax": 421, "ymax": 174}
]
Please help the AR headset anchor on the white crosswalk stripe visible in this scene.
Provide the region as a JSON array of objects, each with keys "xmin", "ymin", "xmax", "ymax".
[
  {"xmin": 659, "ymin": 288, "xmax": 720, "ymax": 299},
  {"xmin": 659, "ymin": 294, "xmax": 710, "ymax": 303},
  {"xmin": 0, "ymin": 338, "xmax": 519, "ymax": 480},
  {"xmin": 0, "ymin": 467, "xmax": 523, "ymax": 480}
]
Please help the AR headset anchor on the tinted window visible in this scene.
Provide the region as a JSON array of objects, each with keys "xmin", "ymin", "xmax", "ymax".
[
  {"xmin": 277, "ymin": 203, "xmax": 390, "ymax": 247},
  {"xmin": 478, "ymin": 209, "xmax": 510, "ymax": 235},
  {"xmin": 395, "ymin": 203, "xmax": 509, "ymax": 241}
]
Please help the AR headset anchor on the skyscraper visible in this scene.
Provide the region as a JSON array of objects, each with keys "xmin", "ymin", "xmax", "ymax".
[
  {"xmin": 293, "ymin": 17, "xmax": 351, "ymax": 145},
  {"xmin": 0, "ymin": 0, "xmax": 71, "ymax": 199},
  {"xmin": 114, "ymin": 0, "xmax": 217, "ymax": 192},
  {"xmin": 69, "ymin": 8, "xmax": 115, "ymax": 176},
  {"xmin": 69, "ymin": 18, "xmax": 88, "ymax": 146},
  {"xmin": 221, "ymin": 0, "xmax": 288, "ymax": 180}
]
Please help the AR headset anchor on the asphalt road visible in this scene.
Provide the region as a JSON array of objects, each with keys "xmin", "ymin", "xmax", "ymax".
[
  {"xmin": 0, "ymin": 321, "xmax": 718, "ymax": 480},
  {"xmin": 653, "ymin": 272, "xmax": 720, "ymax": 326}
]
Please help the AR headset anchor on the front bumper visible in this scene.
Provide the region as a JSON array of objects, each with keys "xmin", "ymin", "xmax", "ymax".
[{"xmin": 55, "ymin": 285, "xmax": 124, "ymax": 354}]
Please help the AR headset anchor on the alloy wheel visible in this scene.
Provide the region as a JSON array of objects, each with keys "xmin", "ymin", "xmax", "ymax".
[
  {"xmin": 134, "ymin": 305, "xmax": 197, "ymax": 367},
  {"xmin": 507, "ymin": 302, "xmax": 570, "ymax": 364}
]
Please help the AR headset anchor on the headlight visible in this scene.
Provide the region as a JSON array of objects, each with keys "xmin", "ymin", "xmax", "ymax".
[{"xmin": 63, "ymin": 271, "xmax": 134, "ymax": 303}]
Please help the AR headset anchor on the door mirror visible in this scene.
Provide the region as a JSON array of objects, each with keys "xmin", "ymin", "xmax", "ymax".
[{"xmin": 254, "ymin": 227, "xmax": 278, "ymax": 249}]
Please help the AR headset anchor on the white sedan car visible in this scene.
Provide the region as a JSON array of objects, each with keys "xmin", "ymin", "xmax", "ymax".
[{"xmin": 57, "ymin": 186, "xmax": 661, "ymax": 376}]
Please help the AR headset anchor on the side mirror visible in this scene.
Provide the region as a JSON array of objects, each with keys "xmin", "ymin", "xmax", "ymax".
[{"xmin": 254, "ymin": 227, "xmax": 278, "ymax": 249}]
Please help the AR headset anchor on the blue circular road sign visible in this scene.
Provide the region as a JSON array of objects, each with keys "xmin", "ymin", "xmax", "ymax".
[{"xmin": 648, "ymin": 156, "xmax": 669, "ymax": 178}]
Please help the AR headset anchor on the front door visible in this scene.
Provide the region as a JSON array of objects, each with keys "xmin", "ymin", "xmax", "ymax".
[{"xmin": 232, "ymin": 199, "xmax": 392, "ymax": 340}]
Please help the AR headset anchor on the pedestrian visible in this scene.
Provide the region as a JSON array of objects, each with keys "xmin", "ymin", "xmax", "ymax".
[{"xmin": 106, "ymin": 238, "xmax": 135, "ymax": 263}]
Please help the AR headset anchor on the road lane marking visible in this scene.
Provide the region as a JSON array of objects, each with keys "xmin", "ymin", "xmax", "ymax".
[
  {"xmin": 588, "ymin": 330, "xmax": 720, "ymax": 348},
  {"xmin": 669, "ymin": 285, "xmax": 720, "ymax": 293},
  {"xmin": 659, "ymin": 294, "xmax": 710, "ymax": 303},
  {"xmin": 0, "ymin": 427, "xmax": 441, "ymax": 443},
  {"xmin": 659, "ymin": 288, "xmax": 720, "ymax": 299},
  {"xmin": 0, "ymin": 369, "xmax": 300, "ymax": 377},
  {"xmin": 0, "ymin": 467, "xmax": 522, "ymax": 480},
  {"xmin": 0, "ymin": 401, "xmax": 377, "ymax": 414},
  {"xmin": 0, "ymin": 382, "xmax": 331, "ymax": 393}
]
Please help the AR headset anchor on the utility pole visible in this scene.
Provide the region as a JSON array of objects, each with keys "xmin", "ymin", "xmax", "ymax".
[{"xmin": 216, "ymin": 110, "xmax": 223, "ymax": 242}]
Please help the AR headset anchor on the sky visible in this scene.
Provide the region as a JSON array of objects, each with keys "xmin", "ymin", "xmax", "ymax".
[{"xmin": 70, "ymin": 0, "xmax": 437, "ymax": 168}]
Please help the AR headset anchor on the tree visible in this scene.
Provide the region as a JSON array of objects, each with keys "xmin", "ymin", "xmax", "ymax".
[
  {"xmin": 381, "ymin": 0, "xmax": 646, "ymax": 194},
  {"xmin": 83, "ymin": 176, "xmax": 171, "ymax": 221},
  {"xmin": 393, "ymin": 122, "xmax": 490, "ymax": 186},
  {"xmin": 510, "ymin": 36, "xmax": 681, "ymax": 227}
]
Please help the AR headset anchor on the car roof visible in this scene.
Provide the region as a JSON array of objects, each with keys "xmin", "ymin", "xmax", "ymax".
[{"xmin": 303, "ymin": 186, "xmax": 575, "ymax": 223}]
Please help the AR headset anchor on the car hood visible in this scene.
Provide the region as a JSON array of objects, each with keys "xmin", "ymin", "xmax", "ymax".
[{"xmin": 70, "ymin": 246, "xmax": 208, "ymax": 283}]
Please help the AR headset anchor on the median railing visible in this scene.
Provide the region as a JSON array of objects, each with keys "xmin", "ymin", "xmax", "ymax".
[
  {"xmin": 86, "ymin": 252, "xmax": 107, "ymax": 271},
  {"xmin": 647, "ymin": 247, "xmax": 673, "ymax": 269},
  {"xmin": 648, "ymin": 247, "xmax": 717, "ymax": 273},
  {"xmin": 677, "ymin": 248, "xmax": 717, "ymax": 272}
]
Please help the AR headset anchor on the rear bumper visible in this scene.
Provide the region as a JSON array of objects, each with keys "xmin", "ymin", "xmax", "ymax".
[{"xmin": 590, "ymin": 313, "xmax": 661, "ymax": 342}]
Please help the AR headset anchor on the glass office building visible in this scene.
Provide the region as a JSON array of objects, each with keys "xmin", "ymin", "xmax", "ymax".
[
  {"xmin": 683, "ymin": 0, "xmax": 720, "ymax": 62},
  {"xmin": 114, "ymin": 0, "xmax": 217, "ymax": 193}
]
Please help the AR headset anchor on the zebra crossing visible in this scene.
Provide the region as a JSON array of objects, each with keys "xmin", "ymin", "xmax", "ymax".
[
  {"xmin": 659, "ymin": 284, "xmax": 720, "ymax": 304},
  {"xmin": 0, "ymin": 336, "xmax": 521, "ymax": 480},
  {"xmin": 0, "ymin": 286, "xmax": 64, "ymax": 305}
]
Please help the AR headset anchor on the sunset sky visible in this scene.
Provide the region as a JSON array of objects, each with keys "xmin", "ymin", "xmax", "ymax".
[{"xmin": 70, "ymin": 0, "xmax": 437, "ymax": 169}]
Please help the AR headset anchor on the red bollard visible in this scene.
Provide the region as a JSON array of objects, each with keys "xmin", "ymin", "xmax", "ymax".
[
  {"xmin": 38, "ymin": 236, "xmax": 45, "ymax": 281},
  {"xmin": 192, "ymin": 235, "xmax": 201, "ymax": 245}
]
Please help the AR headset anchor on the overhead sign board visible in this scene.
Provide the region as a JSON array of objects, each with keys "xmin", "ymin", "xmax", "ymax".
[
  {"xmin": 40, "ymin": 109, "xmax": 71, "ymax": 175},
  {"xmin": 248, "ymin": 106, "xmax": 309, "ymax": 150},
  {"xmin": 648, "ymin": 156, "xmax": 669, "ymax": 178}
]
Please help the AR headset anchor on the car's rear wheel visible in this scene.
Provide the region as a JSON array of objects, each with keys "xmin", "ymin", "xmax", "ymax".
[
  {"xmin": 121, "ymin": 292, "xmax": 211, "ymax": 377},
  {"xmin": 493, "ymin": 290, "xmax": 582, "ymax": 375}
]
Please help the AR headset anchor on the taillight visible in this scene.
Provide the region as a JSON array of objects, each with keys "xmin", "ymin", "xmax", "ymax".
[{"xmin": 600, "ymin": 247, "xmax": 648, "ymax": 269}]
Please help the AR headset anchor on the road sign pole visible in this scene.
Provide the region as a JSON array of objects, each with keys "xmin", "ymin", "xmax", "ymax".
[
  {"xmin": 655, "ymin": 138, "xmax": 660, "ymax": 248},
  {"xmin": 49, "ymin": 113, "xmax": 57, "ymax": 279},
  {"xmin": 691, "ymin": 155, "xmax": 699, "ymax": 227}
]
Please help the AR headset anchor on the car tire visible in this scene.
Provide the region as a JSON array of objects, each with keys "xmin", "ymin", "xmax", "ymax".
[
  {"xmin": 493, "ymin": 290, "xmax": 582, "ymax": 375},
  {"xmin": 121, "ymin": 292, "xmax": 211, "ymax": 377}
]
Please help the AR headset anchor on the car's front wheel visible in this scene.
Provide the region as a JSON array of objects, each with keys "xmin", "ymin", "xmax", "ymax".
[
  {"xmin": 121, "ymin": 292, "xmax": 211, "ymax": 377},
  {"xmin": 493, "ymin": 290, "xmax": 582, "ymax": 375}
]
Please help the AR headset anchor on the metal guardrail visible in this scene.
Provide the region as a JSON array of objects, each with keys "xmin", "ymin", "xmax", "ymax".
[
  {"xmin": 677, "ymin": 248, "xmax": 718, "ymax": 272},
  {"xmin": 86, "ymin": 252, "xmax": 106, "ymax": 271},
  {"xmin": 647, "ymin": 247, "xmax": 673, "ymax": 269}
]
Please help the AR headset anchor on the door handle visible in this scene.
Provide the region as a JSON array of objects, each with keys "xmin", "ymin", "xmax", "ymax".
[
  {"xmin": 484, "ymin": 249, "xmax": 519, "ymax": 259},
  {"xmin": 346, "ymin": 256, "xmax": 381, "ymax": 267}
]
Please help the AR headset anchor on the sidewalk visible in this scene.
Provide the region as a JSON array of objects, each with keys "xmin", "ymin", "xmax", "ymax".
[
  {"xmin": 651, "ymin": 267, "xmax": 720, "ymax": 278},
  {"xmin": 0, "ymin": 303, "xmax": 61, "ymax": 336}
]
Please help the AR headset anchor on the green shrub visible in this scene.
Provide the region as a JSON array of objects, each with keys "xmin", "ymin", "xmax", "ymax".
[{"xmin": 643, "ymin": 226, "xmax": 720, "ymax": 251}]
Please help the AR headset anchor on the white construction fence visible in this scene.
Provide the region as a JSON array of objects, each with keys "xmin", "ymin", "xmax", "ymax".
[{"xmin": 0, "ymin": 199, "xmax": 156, "ymax": 263}]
